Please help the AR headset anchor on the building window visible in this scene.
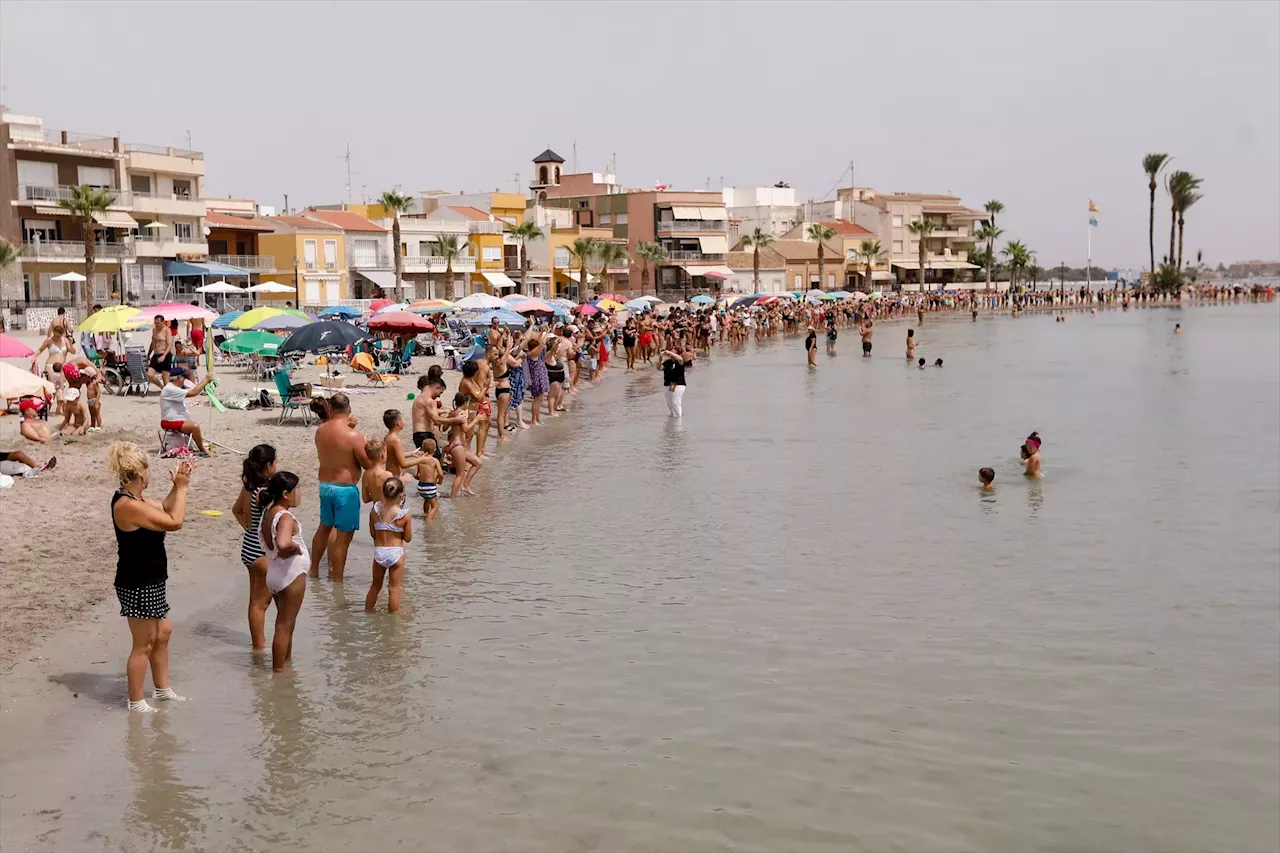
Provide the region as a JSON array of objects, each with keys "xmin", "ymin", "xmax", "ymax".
[
  {"xmin": 892, "ymin": 240, "xmax": 903, "ymax": 255},
  {"xmin": 615, "ymin": 213, "xmax": 627, "ymax": 225},
  {"xmin": 173, "ymin": 221, "xmax": 194, "ymax": 240},
  {"xmin": 173, "ymin": 179, "xmax": 192, "ymax": 199},
  {"xmin": 554, "ymin": 247, "xmax": 570, "ymax": 268},
  {"xmin": 304, "ymin": 239, "xmax": 317, "ymax": 270},
  {"xmin": 324, "ymin": 239, "xmax": 337, "ymax": 270},
  {"xmin": 554, "ymin": 167, "xmax": 560, "ymax": 183},
  {"xmin": 793, "ymin": 274, "xmax": 801, "ymax": 289},
  {"xmin": 418, "ymin": 241, "xmax": 433, "ymax": 257},
  {"xmin": 892, "ymin": 215, "xmax": 903, "ymax": 227},
  {"xmin": 482, "ymin": 246, "xmax": 501, "ymax": 262},
  {"xmin": 130, "ymin": 175, "xmax": 151, "ymax": 195},
  {"xmin": 77, "ymin": 165, "xmax": 113, "ymax": 188},
  {"xmin": 22, "ymin": 218, "xmax": 57, "ymax": 243},
  {"xmin": 600, "ymin": 214, "xmax": 612, "ymax": 225},
  {"xmin": 539, "ymin": 166, "xmax": 548, "ymax": 185}
]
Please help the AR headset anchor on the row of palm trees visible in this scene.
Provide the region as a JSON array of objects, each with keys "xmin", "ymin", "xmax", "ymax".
[{"xmin": 1142, "ymin": 154, "xmax": 1204, "ymax": 288}]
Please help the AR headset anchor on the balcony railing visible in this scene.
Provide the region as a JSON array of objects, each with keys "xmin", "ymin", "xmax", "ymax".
[
  {"xmin": 125, "ymin": 142, "xmax": 203, "ymax": 159},
  {"xmin": 657, "ymin": 220, "xmax": 726, "ymax": 232},
  {"xmin": 22, "ymin": 240, "xmax": 134, "ymax": 259},
  {"xmin": 349, "ymin": 251, "xmax": 391, "ymax": 268},
  {"xmin": 664, "ymin": 251, "xmax": 727, "ymax": 262},
  {"xmin": 400, "ymin": 255, "xmax": 477, "ymax": 273},
  {"xmin": 131, "ymin": 189, "xmax": 201, "ymax": 202},
  {"xmin": 210, "ymin": 254, "xmax": 276, "ymax": 271},
  {"xmin": 10, "ymin": 127, "xmax": 120, "ymax": 153},
  {"xmin": 467, "ymin": 221, "xmax": 503, "ymax": 235},
  {"xmin": 17, "ymin": 184, "xmax": 131, "ymax": 206}
]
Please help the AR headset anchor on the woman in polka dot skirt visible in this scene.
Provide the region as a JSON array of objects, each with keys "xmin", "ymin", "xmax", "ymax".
[{"xmin": 107, "ymin": 442, "xmax": 195, "ymax": 712}]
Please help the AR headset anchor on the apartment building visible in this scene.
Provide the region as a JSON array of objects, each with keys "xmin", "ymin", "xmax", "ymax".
[
  {"xmin": 257, "ymin": 216, "xmax": 346, "ymax": 306},
  {"xmin": 206, "ymin": 199, "xmax": 278, "ymax": 282},
  {"xmin": 779, "ymin": 219, "xmax": 881, "ymax": 289},
  {"xmin": 834, "ymin": 188, "xmax": 983, "ymax": 289},
  {"xmin": 426, "ymin": 205, "xmax": 519, "ymax": 295},
  {"xmin": 723, "ymin": 185, "xmax": 803, "ymax": 240},
  {"xmin": 125, "ymin": 140, "xmax": 207, "ymax": 298},
  {"xmin": 302, "ymin": 208, "xmax": 392, "ymax": 300}
]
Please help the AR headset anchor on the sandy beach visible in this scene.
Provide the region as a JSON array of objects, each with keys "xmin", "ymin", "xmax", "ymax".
[{"xmin": 0, "ymin": 328, "xmax": 471, "ymax": 671}]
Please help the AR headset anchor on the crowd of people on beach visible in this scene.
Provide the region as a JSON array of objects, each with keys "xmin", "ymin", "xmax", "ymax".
[{"xmin": 20, "ymin": 281, "xmax": 1267, "ymax": 707}]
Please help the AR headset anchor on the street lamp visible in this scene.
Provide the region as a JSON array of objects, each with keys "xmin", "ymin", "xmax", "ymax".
[{"xmin": 293, "ymin": 255, "xmax": 300, "ymax": 308}]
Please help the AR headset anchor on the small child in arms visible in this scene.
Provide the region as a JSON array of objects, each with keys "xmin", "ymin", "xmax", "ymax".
[{"xmin": 367, "ymin": 477, "xmax": 412, "ymax": 613}]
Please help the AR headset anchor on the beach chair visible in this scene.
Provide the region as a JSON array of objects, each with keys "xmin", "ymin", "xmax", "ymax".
[
  {"xmin": 273, "ymin": 369, "xmax": 315, "ymax": 426},
  {"xmin": 111, "ymin": 347, "xmax": 151, "ymax": 396},
  {"xmin": 158, "ymin": 427, "xmax": 194, "ymax": 456},
  {"xmin": 351, "ymin": 351, "xmax": 397, "ymax": 387},
  {"xmin": 390, "ymin": 339, "xmax": 416, "ymax": 375}
]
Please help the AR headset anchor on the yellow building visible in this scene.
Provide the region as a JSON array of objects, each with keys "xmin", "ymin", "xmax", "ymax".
[
  {"xmin": 257, "ymin": 215, "xmax": 348, "ymax": 305},
  {"xmin": 547, "ymin": 225, "xmax": 616, "ymax": 298}
]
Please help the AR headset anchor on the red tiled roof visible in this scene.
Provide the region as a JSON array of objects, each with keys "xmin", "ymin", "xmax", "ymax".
[
  {"xmin": 303, "ymin": 208, "xmax": 386, "ymax": 232},
  {"xmin": 271, "ymin": 215, "xmax": 343, "ymax": 232},
  {"xmin": 821, "ymin": 220, "xmax": 875, "ymax": 237},
  {"xmin": 206, "ymin": 210, "xmax": 274, "ymax": 232},
  {"xmin": 446, "ymin": 205, "xmax": 493, "ymax": 221}
]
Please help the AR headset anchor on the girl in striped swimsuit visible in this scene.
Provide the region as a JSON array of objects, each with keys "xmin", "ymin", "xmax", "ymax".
[{"xmin": 232, "ymin": 444, "xmax": 277, "ymax": 653}]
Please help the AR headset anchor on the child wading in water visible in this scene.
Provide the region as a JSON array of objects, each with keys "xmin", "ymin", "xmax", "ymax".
[
  {"xmin": 367, "ymin": 477, "xmax": 412, "ymax": 613},
  {"xmin": 978, "ymin": 467, "xmax": 995, "ymax": 490},
  {"xmin": 259, "ymin": 472, "xmax": 308, "ymax": 672},
  {"xmin": 415, "ymin": 437, "xmax": 444, "ymax": 520},
  {"xmin": 360, "ymin": 438, "xmax": 392, "ymax": 504}
]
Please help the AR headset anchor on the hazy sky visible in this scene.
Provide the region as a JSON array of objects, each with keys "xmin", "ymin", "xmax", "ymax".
[{"xmin": 2, "ymin": 1, "xmax": 1277, "ymax": 268}]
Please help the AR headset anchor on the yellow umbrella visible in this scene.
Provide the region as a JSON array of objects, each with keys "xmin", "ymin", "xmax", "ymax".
[
  {"xmin": 230, "ymin": 307, "xmax": 284, "ymax": 330},
  {"xmin": 77, "ymin": 305, "xmax": 141, "ymax": 333},
  {"xmin": 595, "ymin": 299, "xmax": 626, "ymax": 312}
]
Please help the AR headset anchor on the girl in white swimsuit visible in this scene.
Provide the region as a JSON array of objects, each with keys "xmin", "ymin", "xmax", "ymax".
[
  {"xmin": 366, "ymin": 477, "xmax": 412, "ymax": 613},
  {"xmin": 258, "ymin": 471, "xmax": 308, "ymax": 671}
]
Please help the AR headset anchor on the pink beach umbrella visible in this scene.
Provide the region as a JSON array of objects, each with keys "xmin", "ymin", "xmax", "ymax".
[
  {"xmin": 0, "ymin": 333, "xmax": 35, "ymax": 358},
  {"xmin": 131, "ymin": 302, "xmax": 219, "ymax": 323}
]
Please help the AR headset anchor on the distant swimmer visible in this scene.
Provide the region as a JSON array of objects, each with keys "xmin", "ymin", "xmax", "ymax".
[
  {"xmin": 918, "ymin": 358, "xmax": 926, "ymax": 369},
  {"xmin": 1174, "ymin": 323, "xmax": 1182, "ymax": 334},
  {"xmin": 805, "ymin": 326, "xmax": 818, "ymax": 367},
  {"xmin": 1022, "ymin": 431, "xmax": 1042, "ymax": 479},
  {"xmin": 978, "ymin": 467, "xmax": 995, "ymax": 490},
  {"xmin": 860, "ymin": 318, "xmax": 874, "ymax": 358},
  {"xmin": 906, "ymin": 328, "xmax": 916, "ymax": 360},
  {"xmin": 934, "ymin": 358, "xmax": 944, "ymax": 367}
]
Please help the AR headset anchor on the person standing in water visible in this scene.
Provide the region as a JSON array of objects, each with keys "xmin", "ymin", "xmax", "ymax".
[
  {"xmin": 232, "ymin": 443, "xmax": 277, "ymax": 654},
  {"xmin": 860, "ymin": 318, "xmax": 874, "ymax": 358},
  {"xmin": 309, "ymin": 393, "xmax": 370, "ymax": 583},
  {"xmin": 805, "ymin": 327, "xmax": 818, "ymax": 367},
  {"xmin": 660, "ymin": 347, "xmax": 692, "ymax": 416},
  {"xmin": 259, "ymin": 471, "xmax": 308, "ymax": 672},
  {"xmin": 1022, "ymin": 432, "xmax": 1042, "ymax": 479},
  {"xmin": 825, "ymin": 315, "xmax": 838, "ymax": 355},
  {"xmin": 906, "ymin": 328, "xmax": 916, "ymax": 360}
]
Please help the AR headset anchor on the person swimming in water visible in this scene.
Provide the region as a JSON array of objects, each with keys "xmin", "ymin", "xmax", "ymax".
[
  {"xmin": 1022, "ymin": 431, "xmax": 1042, "ymax": 479},
  {"xmin": 1174, "ymin": 323, "xmax": 1182, "ymax": 334},
  {"xmin": 918, "ymin": 357, "xmax": 926, "ymax": 369},
  {"xmin": 934, "ymin": 358, "xmax": 943, "ymax": 367},
  {"xmin": 978, "ymin": 467, "xmax": 995, "ymax": 490}
]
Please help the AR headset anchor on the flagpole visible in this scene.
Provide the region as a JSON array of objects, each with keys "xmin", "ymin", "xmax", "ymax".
[{"xmin": 1087, "ymin": 218, "xmax": 1092, "ymax": 292}]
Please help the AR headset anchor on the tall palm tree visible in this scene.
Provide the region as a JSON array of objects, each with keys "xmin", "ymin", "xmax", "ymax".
[
  {"xmin": 377, "ymin": 190, "xmax": 415, "ymax": 297},
  {"xmin": 976, "ymin": 222, "xmax": 1004, "ymax": 293},
  {"xmin": 434, "ymin": 234, "xmax": 463, "ymax": 298},
  {"xmin": 635, "ymin": 241, "xmax": 667, "ymax": 296},
  {"xmin": 857, "ymin": 238, "xmax": 883, "ymax": 293},
  {"xmin": 806, "ymin": 223, "xmax": 838, "ymax": 290},
  {"xmin": 510, "ymin": 219, "xmax": 543, "ymax": 296},
  {"xmin": 907, "ymin": 218, "xmax": 937, "ymax": 288},
  {"xmin": 569, "ymin": 237, "xmax": 597, "ymax": 301},
  {"xmin": 1165, "ymin": 170, "xmax": 1201, "ymax": 271},
  {"xmin": 983, "ymin": 199, "xmax": 1004, "ymax": 228},
  {"xmin": 1171, "ymin": 175, "xmax": 1204, "ymax": 272},
  {"xmin": 739, "ymin": 228, "xmax": 774, "ymax": 293},
  {"xmin": 593, "ymin": 241, "xmax": 628, "ymax": 295},
  {"xmin": 58, "ymin": 184, "xmax": 116, "ymax": 313},
  {"xmin": 1142, "ymin": 153, "xmax": 1171, "ymax": 275},
  {"xmin": 1001, "ymin": 240, "xmax": 1029, "ymax": 292}
]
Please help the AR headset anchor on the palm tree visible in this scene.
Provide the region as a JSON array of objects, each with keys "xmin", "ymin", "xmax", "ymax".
[
  {"xmin": 1142, "ymin": 153, "xmax": 1171, "ymax": 275},
  {"xmin": 635, "ymin": 241, "xmax": 667, "ymax": 296},
  {"xmin": 593, "ymin": 241, "xmax": 628, "ymax": 295},
  {"xmin": 434, "ymin": 234, "xmax": 463, "ymax": 298},
  {"xmin": 377, "ymin": 190, "xmax": 415, "ymax": 298},
  {"xmin": 976, "ymin": 222, "xmax": 1004, "ymax": 293},
  {"xmin": 857, "ymin": 238, "xmax": 883, "ymax": 293},
  {"xmin": 806, "ymin": 223, "xmax": 838, "ymax": 290},
  {"xmin": 1171, "ymin": 175, "xmax": 1204, "ymax": 272},
  {"xmin": 1164, "ymin": 170, "xmax": 1201, "ymax": 272},
  {"xmin": 1001, "ymin": 240, "xmax": 1029, "ymax": 292},
  {"xmin": 0, "ymin": 238, "xmax": 20, "ymax": 272},
  {"xmin": 58, "ymin": 184, "xmax": 116, "ymax": 314},
  {"xmin": 907, "ymin": 218, "xmax": 937, "ymax": 288},
  {"xmin": 739, "ymin": 228, "xmax": 774, "ymax": 293},
  {"xmin": 510, "ymin": 219, "xmax": 543, "ymax": 296},
  {"xmin": 983, "ymin": 199, "xmax": 1004, "ymax": 228},
  {"xmin": 569, "ymin": 237, "xmax": 598, "ymax": 301}
]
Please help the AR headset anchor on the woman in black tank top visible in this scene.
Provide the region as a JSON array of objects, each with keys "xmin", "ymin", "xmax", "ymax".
[{"xmin": 107, "ymin": 442, "xmax": 195, "ymax": 713}]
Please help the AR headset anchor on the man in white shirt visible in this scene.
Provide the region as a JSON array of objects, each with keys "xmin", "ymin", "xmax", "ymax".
[{"xmin": 159, "ymin": 367, "xmax": 213, "ymax": 455}]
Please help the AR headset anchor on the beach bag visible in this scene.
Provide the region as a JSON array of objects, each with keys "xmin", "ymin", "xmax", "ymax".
[{"xmin": 258, "ymin": 389, "xmax": 275, "ymax": 409}]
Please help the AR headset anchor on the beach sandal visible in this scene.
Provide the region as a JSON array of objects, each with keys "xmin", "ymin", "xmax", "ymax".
[{"xmin": 40, "ymin": 456, "xmax": 56, "ymax": 472}]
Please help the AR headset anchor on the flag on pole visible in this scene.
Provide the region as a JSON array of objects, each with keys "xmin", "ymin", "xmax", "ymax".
[
  {"xmin": 1088, "ymin": 200, "xmax": 1100, "ymax": 213},
  {"xmin": 1088, "ymin": 199, "xmax": 1099, "ymax": 228}
]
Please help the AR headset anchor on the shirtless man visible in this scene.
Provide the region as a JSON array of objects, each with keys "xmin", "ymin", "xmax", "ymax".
[
  {"xmin": 147, "ymin": 315, "xmax": 173, "ymax": 388},
  {"xmin": 859, "ymin": 318, "xmax": 874, "ymax": 358},
  {"xmin": 309, "ymin": 393, "xmax": 371, "ymax": 582},
  {"xmin": 18, "ymin": 400, "xmax": 53, "ymax": 443},
  {"xmin": 186, "ymin": 303, "xmax": 207, "ymax": 353}
]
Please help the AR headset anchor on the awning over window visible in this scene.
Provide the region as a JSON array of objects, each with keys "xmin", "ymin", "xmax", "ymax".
[
  {"xmin": 699, "ymin": 207, "xmax": 727, "ymax": 220},
  {"xmin": 34, "ymin": 207, "xmax": 67, "ymax": 217},
  {"xmin": 689, "ymin": 264, "xmax": 735, "ymax": 278},
  {"xmin": 356, "ymin": 269, "xmax": 399, "ymax": 290},
  {"xmin": 481, "ymin": 271, "xmax": 519, "ymax": 290},
  {"xmin": 163, "ymin": 260, "xmax": 250, "ymax": 277},
  {"xmin": 697, "ymin": 235, "xmax": 729, "ymax": 254},
  {"xmin": 92, "ymin": 210, "xmax": 139, "ymax": 229},
  {"xmin": 670, "ymin": 206, "xmax": 702, "ymax": 220}
]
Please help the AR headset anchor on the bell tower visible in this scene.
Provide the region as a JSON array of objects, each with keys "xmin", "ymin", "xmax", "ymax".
[{"xmin": 530, "ymin": 148, "xmax": 565, "ymax": 202}]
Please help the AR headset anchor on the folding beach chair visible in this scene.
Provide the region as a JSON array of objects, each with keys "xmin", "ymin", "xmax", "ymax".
[
  {"xmin": 390, "ymin": 339, "xmax": 416, "ymax": 375},
  {"xmin": 351, "ymin": 352, "xmax": 397, "ymax": 387},
  {"xmin": 273, "ymin": 369, "xmax": 315, "ymax": 426},
  {"xmin": 111, "ymin": 347, "xmax": 151, "ymax": 396}
]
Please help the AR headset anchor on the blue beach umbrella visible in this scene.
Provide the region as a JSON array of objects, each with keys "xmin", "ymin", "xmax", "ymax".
[
  {"xmin": 690, "ymin": 294, "xmax": 715, "ymax": 305},
  {"xmin": 212, "ymin": 310, "xmax": 244, "ymax": 329},
  {"xmin": 465, "ymin": 309, "xmax": 527, "ymax": 328},
  {"xmin": 319, "ymin": 305, "xmax": 361, "ymax": 318}
]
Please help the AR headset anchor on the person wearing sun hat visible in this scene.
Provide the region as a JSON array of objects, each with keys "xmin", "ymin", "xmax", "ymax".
[{"xmin": 159, "ymin": 367, "xmax": 214, "ymax": 456}]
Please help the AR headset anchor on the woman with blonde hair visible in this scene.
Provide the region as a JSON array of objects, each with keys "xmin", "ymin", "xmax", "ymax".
[{"xmin": 107, "ymin": 442, "xmax": 195, "ymax": 712}]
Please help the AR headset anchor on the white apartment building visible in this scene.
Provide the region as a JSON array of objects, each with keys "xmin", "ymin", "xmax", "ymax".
[
  {"xmin": 723, "ymin": 185, "xmax": 802, "ymax": 241},
  {"xmin": 125, "ymin": 143, "xmax": 207, "ymax": 301}
]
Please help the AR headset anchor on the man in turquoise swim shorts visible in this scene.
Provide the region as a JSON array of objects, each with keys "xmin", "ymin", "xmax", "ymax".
[{"xmin": 309, "ymin": 393, "xmax": 371, "ymax": 583}]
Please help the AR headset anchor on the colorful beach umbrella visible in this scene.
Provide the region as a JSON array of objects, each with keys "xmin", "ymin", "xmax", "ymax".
[
  {"xmin": 369, "ymin": 298, "xmax": 395, "ymax": 313},
  {"xmin": 131, "ymin": 302, "xmax": 218, "ymax": 324},
  {"xmin": 690, "ymin": 294, "xmax": 714, "ymax": 305},
  {"xmin": 230, "ymin": 307, "xmax": 285, "ymax": 330},
  {"xmin": 0, "ymin": 361, "xmax": 56, "ymax": 398},
  {"xmin": 0, "ymin": 333, "xmax": 34, "ymax": 358},
  {"xmin": 373, "ymin": 301, "xmax": 409, "ymax": 315},
  {"xmin": 254, "ymin": 313, "xmax": 310, "ymax": 331},
  {"xmin": 77, "ymin": 305, "xmax": 141, "ymax": 333},
  {"xmin": 319, "ymin": 305, "xmax": 361, "ymax": 318},
  {"xmin": 408, "ymin": 299, "xmax": 453, "ymax": 312},
  {"xmin": 212, "ymin": 310, "xmax": 244, "ymax": 329},
  {"xmin": 465, "ymin": 309, "xmax": 527, "ymax": 328},
  {"xmin": 219, "ymin": 330, "xmax": 281, "ymax": 356},
  {"xmin": 594, "ymin": 298, "xmax": 626, "ymax": 312},
  {"xmin": 512, "ymin": 298, "xmax": 556, "ymax": 314},
  {"xmin": 578, "ymin": 303, "xmax": 601, "ymax": 315},
  {"xmin": 454, "ymin": 292, "xmax": 507, "ymax": 311},
  {"xmin": 502, "ymin": 293, "xmax": 530, "ymax": 303},
  {"xmin": 368, "ymin": 312, "xmax": 435, "ymax": 334}
]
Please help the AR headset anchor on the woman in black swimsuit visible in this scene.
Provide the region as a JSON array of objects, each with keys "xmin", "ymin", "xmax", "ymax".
[
  {"xmin": 545, "ymin": 334, "xmax": 567, "ymax": 416},
  {"xmin": 107, "ymin": 442, "xmax": 195, "ymax": 713},
  {"xmin": 622, "ymin": 318, "xmax": 638, "ymax": 371}
]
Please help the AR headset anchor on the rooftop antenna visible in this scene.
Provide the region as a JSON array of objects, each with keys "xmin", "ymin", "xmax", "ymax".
[
  {"xmin": 572, "ymin": 141, "xmax": 577, "ymax": 173},
  {"xmin": 185, "ymin": 130, "xmax": 192, "ymax": 149},
  {"xmin": 343, "ymin": 143, "xmax": 353, "ymax": 204},
  {"xmin": 512, "ymin": 171, "xmax": 520, "ymax": 193}
]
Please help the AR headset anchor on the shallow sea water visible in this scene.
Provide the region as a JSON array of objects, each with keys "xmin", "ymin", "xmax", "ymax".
[{"xmin": 3, "ymin": 303, "xmax": 1278, "ymax": 852}]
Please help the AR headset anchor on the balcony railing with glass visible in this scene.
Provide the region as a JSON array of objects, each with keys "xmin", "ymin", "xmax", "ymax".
[
  {"xmin": 10, "ymin": 127, "xmax": 120, "ymax": 154},
  {"xmin": 131, "ymin": 189, "xmax": 201, "ymax": 202},
  {"xmin": 17, "ymin": 184, "xmax": 131, "ymax": 206},
  {"xmin": 210, "ymin": 254, "xmax": 276, "ymax": 271},
  {"xmin": 657, "ymin": 220, "xmax": 726, "ymax": 232},
  {"xmin": 467, "ymin": 221, "xmax": 503, "ymax": 235},
  {"xmin": 400, "ymin": 255, "xmax": 477, "ymax": 273},
  {"xmin": 349, "ymin": 250, "xmax": 391, "ymax": 268},
  {"xmin": 663, "ymin": 250, "xmax": 727, "ymax": 262},
  {"xmin": 124, "ymin": 142, "xmax": 203, "ymax": 159},
  {"xmin": 22, "ymin": 240, "xmax": 134, "ymax": 259}
]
